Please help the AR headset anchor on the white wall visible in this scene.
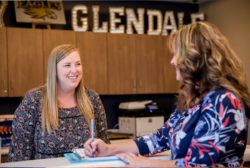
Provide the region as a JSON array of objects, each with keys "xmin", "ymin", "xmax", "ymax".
[
  {"xmin": 200, "ymin": 0, "xmax": 250, "ymax": 87},
  {"xmin": 200, "ymin": 0, "xmax": 250, "ymax": 144}
]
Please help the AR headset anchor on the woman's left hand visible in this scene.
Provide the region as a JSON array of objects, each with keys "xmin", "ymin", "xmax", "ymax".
[{"xmin": 116, "ymin": 152, "xmax": 152, "ymax": 167}]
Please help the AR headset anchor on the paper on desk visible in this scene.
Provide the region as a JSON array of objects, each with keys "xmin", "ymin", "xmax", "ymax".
[
  {"xmin": 72, "ymin": 148, "xmax": 86, "ymax": 159},
  {"xmin": 64, "ymin": 153, "xmax": 122, "ymax": 164}
]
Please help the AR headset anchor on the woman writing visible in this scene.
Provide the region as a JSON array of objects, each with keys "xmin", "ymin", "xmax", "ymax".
[
  {"xmin": 8, "ymin": 44, "xmax": 109, "ymax": 161},
  {"xmin": 84, "ymin": 22, "xmax": 249, "ymax": 167}
]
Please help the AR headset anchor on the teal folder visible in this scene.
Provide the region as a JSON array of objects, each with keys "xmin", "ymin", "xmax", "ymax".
[{"xmin": 64, "ymin": 153, "xmax": 122, "ymax": 164}]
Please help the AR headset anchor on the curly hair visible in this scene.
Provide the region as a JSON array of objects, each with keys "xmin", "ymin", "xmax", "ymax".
[{"xmin": 168, "ymin": 22, "xmax": 250, "ymax": 115}]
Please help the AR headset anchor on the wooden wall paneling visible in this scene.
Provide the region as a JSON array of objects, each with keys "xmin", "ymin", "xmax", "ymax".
[
  {"xmin": 107, "ymin": 34, "xmax": 136, "ymax": 94},
  {"xmin": 7, "ymin": 28, "xmax": 44, "ymax": 96},
  {"xmin": 43, "ymin": 29, "xmax": 76, "ymax": 79},
  {"xmin": 76, "ymin": 32, "xmax": 108, "ymax": 94},
  {"xmin": 0, "ymin": 28, "xmax": 8, "ymax": 96},
  {"xmin": 135, "ymin": 35, "xmax": 164, "ymax": 94},
  {"xmin": 162, "ymin": 36, "xmax": 178, "ymax": 93}
]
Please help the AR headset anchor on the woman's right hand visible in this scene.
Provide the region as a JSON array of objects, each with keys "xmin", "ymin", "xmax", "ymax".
[{"xmin": 84, "ymin": 138, "xmax": 110, "ymax": 157}]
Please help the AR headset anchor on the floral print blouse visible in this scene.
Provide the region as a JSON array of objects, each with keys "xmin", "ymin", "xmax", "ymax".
[
  {"xmin": 8, "ymin": 87, "xmax": 109, "ymax": 161},
  {"xmin": 134, "ymin": 88, "xmax": 248, "ymax": 167}
]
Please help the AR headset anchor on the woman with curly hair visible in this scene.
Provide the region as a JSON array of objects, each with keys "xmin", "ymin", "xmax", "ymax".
[{"xmin": 84, "ymin": 22, "xmax": 249, "ymax": 167}]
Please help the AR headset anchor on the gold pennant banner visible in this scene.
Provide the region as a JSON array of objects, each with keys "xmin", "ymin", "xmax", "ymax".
[{"xmin": 14, "ymin": 1, "xmax": 66, "ymax": 25}]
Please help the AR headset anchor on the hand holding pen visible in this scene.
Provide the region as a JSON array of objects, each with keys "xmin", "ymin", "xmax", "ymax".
[{"xmin": 84, "ymin": 138, "xmax": 110, "ymax": 157}]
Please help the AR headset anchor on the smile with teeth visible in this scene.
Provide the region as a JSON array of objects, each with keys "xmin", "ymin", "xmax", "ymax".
[{"xmin": 68, "ymin": 75, "xmax": 78, "ymax": 80}]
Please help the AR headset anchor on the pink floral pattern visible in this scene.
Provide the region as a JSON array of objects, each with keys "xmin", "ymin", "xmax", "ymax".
[{"xmin": 134, "ymin": 88, "xmax": 248, "ymax": 167}]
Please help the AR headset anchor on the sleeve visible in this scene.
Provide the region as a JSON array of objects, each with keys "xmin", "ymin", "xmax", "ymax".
[
  {"xmin": 7, "ymin": 91, "xmax": 38, "ymax": 161},
  {"xmin": 89, "ymin": 90, "xmax": 110, "ymax": 144},
  {"xmin": 176, "ymin": 92, "xmax": 247, "ymax": 167},
  {"xmin": 134, "ymin": 111, "xmax": 178, "ymax": 155}
]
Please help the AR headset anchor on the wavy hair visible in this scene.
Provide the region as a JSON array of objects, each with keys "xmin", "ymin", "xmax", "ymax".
[
  {"xmin": 42, "ymin": 44, "xmax": 94, "ymax": 133},
  {"xmin": 168, "ymin": 22, "xmax": 250, "ymax": 114}
]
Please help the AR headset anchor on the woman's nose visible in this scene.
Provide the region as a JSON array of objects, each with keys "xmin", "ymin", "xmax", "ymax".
[
  {"xmin": 170, "ymin": 56, "xmax": 175, "ymax": 65},
  {"xmin": 70, "ymin": 66, "xmax": 77, "ymax": 72}
]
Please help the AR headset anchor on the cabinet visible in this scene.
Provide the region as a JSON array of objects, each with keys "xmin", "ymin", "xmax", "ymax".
[
  {"xmin": 7, "ymin": 28, "xmax": 44, "ymax": 96},
  {"xmin": 135, "ymin": 35, "xmax": 164, "ymax": 93},
  {"xmin": 0, "ymin": 28, "xmax": 177, "ymax": 97},
  {"xmin": 43, "ymin": 29, "xmax": 76, "ymax": 79},
  {"xmin": 107, "ymin": 34, "xmax": 136, "ymax": 94},
  {"xmin": 0, "ymin": 28, "xmax": 8, "ymax": 97},
  {"xmin": 76, "ymin": 32, "xmax": 108, "ymax": 94},
  {"xmin": 108, "ymin": 34, "xmax": 165, "ymax": 94}
]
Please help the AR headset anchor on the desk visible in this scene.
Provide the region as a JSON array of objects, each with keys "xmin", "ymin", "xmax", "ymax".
[
  {"xmin": 1, "ymin": 145, "xmax": 250, "ymax": 167},
  {"xmin": 0, "ymin": 152, "xmax": 170, "ymax": 167}
]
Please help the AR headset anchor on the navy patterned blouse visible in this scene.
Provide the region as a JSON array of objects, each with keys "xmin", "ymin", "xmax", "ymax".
[
  {"xmin": 134, "ymin": 88, "xmax": 248, "ymax": 167},
  {"xmin": 8, "ymin": 87, "xmax": 110, "ymax": 161}
]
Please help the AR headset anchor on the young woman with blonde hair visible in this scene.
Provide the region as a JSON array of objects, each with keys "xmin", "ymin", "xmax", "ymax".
[
  {"xmin": 8, "ymin": 44, "xmax": 109, "ymax": 161},
  {"xmin": 84, "ymin": 22, "xmax": 249, "ymax": 167}
]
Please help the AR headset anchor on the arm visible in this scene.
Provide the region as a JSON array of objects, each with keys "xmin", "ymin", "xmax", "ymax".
[
  {"xmin": 117, "ymin": 152, "xmax": 177, "ymax": 167},
  {"xmin": 84, "ymin": 111, "xmax": 177, "ymax": 157},
  {"xmin": 176, "ymin": 91, "xmax": 247, "ymax": 167},
  {"xmin": 88, "ymin": 89, "xmax": 110, "ymax": 143},
  {"xmin": 8, "ymin": 91, "xmax": 38, "ymax": 161},
  {"xmin": 134, "ymin": 112, "xmax": 177, "ymax": 155},
  {"xmin": 84, "ymin": 138, "xmax": 139, "ymax": 157}
]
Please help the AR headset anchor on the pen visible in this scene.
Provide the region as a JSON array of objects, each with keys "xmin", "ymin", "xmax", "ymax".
[{"xmin": 91, "ymin": 119, "xmax": 95, "ymax": 157}]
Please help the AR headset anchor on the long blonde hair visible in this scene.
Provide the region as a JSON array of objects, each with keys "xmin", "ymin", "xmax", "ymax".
[
  {"xmin": 168, "ymin": 22, "xmax": 250, "ymax": 113},
  {"xmin": 42, "ymin": 44, "xmax": 94, "ymax": 133}
]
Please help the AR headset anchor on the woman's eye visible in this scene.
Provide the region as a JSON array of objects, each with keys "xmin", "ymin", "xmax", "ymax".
[
  {"xmin": 64, "ymin": 64, "xmax": 70, "ymax": 67},
  {"xmin": 75, "ymin": 62, "xmax": 81, "ymax": 66}
]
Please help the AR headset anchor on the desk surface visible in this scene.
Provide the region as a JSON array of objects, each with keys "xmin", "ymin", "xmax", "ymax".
[
  {"xmin": 0, "ymin": 152, "xmax": 170, "ymax": 167},
  {"xmin": 1, "ymin": 145, "xmax": 250, "ymax": 167}
]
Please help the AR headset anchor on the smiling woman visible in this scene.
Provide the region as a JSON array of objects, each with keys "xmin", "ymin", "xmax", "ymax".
[
  {"xmin": 56, "ymin": 51, "xmax": 83, "ymax": 102},
  {"xmin": 7, "ymin": 44, "xmax": 110, "ymax": 162}
]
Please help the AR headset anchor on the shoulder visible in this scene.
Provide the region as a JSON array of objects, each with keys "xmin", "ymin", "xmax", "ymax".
[
  {"xmin": 194, "ymin": 88, "xmax": 247, "ymax": 141},
  {"xmin": 23, "ymin": 86, "xmax": 44, "ymax": 104},
  {"xmin": 14, "ymin": 87, "xmax": 44, "ymax": 119},
  {"xmin": 202, "ymin": 88, "xmax": 243, "ymax": 111},
  {"xmin": 87, "ymin": 88, "xmax": 98, "ymax": 96},
  {"xmin": 200, "ymin": 88, "xmax": 247, "ymax": 128},
  {"xmin": 87, "ymin": 88, "xmax": 100, "ymax": 100}
]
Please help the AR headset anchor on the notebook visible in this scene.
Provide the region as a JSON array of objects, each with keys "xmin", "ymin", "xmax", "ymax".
[{"xmin": 64, "ymin": 148, "xmax": 122, "ymax": 164}]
